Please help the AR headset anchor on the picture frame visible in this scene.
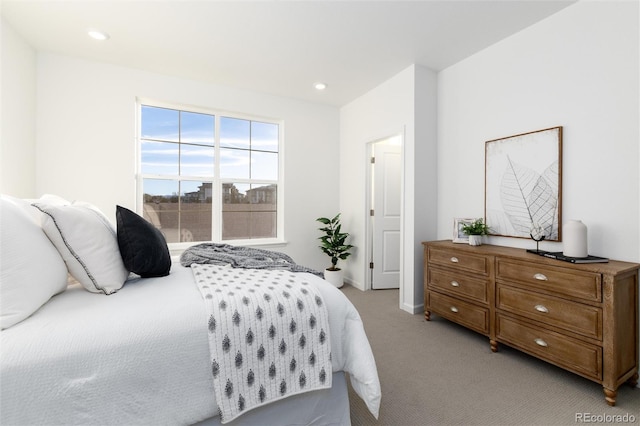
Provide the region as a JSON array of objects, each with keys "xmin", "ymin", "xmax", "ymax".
[
  {"xmin": 453, "ymin": 218, "xmax": 475, "ymax": 243},
  {"xmin": 485, "ymin": 126, "xmax": 562, "ymax": 241}
]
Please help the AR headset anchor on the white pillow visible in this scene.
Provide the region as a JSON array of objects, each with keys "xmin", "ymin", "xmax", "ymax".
[
  {"xmin": 37, "ymin": 193, "xmax": 71, "ymax": 206},
  {"xmin": 19, "ymin": 194, "xmax": 71, "ymax": 225},
  {"xmin": 32, "ymin": 202, "xmax": 129, "ymax": 295},
  {"xmin": 0, "ymin": 196, "xmax": 68, "ymax": 329}
]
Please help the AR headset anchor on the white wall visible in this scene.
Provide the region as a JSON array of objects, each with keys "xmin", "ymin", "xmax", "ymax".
[
  {"xmin": 34, "ymin": 53, "xmax": 340, "ymax": 271},
  {"xmin": 438, "ymin": 0, "xmax": 639, "ymax": 263},
  {"xmin": 413, "ymin": 65, "xmax": 439, "ymax": 309},
  {"xmin": 340, "ymin": 64, "xmax": 437, "ymax": 313},
  {"xmin": 1, "ymin": 18, "xmax": 37, "ymax": 197}
]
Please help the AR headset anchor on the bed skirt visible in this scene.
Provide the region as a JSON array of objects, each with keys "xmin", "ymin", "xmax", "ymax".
[{"xmin": 193, "ymin": 372, "xmax": 350, "ymax": 426}]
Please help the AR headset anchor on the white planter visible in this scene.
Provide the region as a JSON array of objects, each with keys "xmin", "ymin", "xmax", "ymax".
[
  {"xmin": 324, "ymin": 268, "xmax": 344, "ymax": 288},
  {"xmin": 468, "ymin": 235, "xmax": 483, "ymax": 246}
]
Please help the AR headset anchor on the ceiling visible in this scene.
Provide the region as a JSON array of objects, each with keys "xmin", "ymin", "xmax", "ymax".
[{"xmin": 1, "ymin": 0, "xmax": 576, "ymax": 107}]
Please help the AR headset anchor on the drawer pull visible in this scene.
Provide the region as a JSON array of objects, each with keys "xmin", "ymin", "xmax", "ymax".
[
  {"xmin": 450, "ymin": 307, "xmax": 459, "ymax": 313},
  {"xmin": 534, "ymin": 338, "xmax": 548, "ymax": 347},
  {"xmin": 450, "ymin": 281, "xmax": 460, "ymax": 287},
  {"xmin": 450, "ymin": 257, "xmax": 459, "ymax": 263},
  {"xmin": 534, "ymin": 304, "xmax": 549, "ymax": 313},
  {"xmin": 533, "ymin": 273, "xmax": 548, "ymax": 281}
]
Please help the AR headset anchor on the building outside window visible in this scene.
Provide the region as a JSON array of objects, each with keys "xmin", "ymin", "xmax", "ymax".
[{"xmin": 138, "ymin": 102, "xmax": 281, "ymax": 245}]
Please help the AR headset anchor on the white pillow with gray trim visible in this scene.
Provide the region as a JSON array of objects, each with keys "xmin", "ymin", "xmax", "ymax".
[{"xmin": 33, "ymin": 202, "xmax": 129, "ymax": 295}]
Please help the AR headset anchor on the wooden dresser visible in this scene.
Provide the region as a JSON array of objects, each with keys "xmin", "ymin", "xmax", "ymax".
[{"xmin": 423, "ymin": 240, "xmax": 639, "ymax": 406}]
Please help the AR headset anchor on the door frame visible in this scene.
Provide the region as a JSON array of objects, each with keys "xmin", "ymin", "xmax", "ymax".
[{"xmin": 364, "ymin": 132, "xmax": 405, "ymax": 291}]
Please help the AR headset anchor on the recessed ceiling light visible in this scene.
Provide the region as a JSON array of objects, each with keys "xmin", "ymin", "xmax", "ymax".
[
  {"xmin": 314, "ymin": 82, "xmax": 327, "ymax": 91},
  {"xmin": 87, "ymin": 30, "xmax": 110, "ymax": 41}
]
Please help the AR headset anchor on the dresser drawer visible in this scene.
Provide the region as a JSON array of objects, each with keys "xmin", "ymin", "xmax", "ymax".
[
  {"xmin": 428, "ymin": 247, "xmax": 489, "ymax": 276},
  {"xmin": 496, "ymin": 259, "xmax": 601, "ymax": 302},
  {"xmin": 429, "ymin": 267, "xmax": 489, "ymax": 304},
  {"xmin": 497, "ymin": 285, "xmax": 602, "ymax": 340},
  {"xmin": 429, "ymin": 291, "xmax": 489, "ymax": 334},
  {"xmin": 497, "ymin": 314, "xmax": 602, "ymax": 381}
]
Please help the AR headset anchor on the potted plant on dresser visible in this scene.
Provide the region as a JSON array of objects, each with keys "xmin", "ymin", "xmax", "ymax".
[
  {"xmin": 462, "ymin": 218, "xmax": 490, "ymax": 246},
  {"xmin": 316, "ymin": 214, "xmax": 354, "ymax": 288}
]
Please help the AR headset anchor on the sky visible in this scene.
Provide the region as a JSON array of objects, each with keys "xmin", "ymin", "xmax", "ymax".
[{"xmin": 140, "ymin": 105, "xmax": 279, "ymax": 199}]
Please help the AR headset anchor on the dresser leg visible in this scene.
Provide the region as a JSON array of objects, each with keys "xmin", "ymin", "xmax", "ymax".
[
  {"xmin": 628, "ymin": 372, "xmax": 638, "ymax": 388},
  {"xmin": 490, "ymin": 340, "xmax": 498, "ymax": 352},
  {"xmin": 603, "ymin": 387, "xmax": 617, "ymax": 406},
  {"xmin": 425, "ymin": 311, "xmax": 431, "ymax": 321}
]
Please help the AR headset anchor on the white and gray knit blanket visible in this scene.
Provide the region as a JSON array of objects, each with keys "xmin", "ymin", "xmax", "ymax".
[
  {"xmin": 180, "ymin": 243, "xmax": 323, "ymax": 277},
  {"xmin": 190, "ymin": 263, "xmax": 332, "ymax": 423}
]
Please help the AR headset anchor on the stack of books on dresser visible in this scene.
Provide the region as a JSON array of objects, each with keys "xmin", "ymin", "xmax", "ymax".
[{"xmin": 526, "ymin": 250, "xmax": 608, "ymax": 264}]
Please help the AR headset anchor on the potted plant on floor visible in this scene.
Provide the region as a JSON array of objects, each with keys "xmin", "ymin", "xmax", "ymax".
[
  {"xmin": 316, "ymin": 214, "xmax": 354, "ymax": 288},
  {"xmin": 461, "ymin": 218, "xmax": 490, "ymax": 246}
]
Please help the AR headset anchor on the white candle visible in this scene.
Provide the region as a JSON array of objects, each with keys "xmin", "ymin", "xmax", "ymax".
[{"xmin": 563, "ymin": 220, "xmax": 588, "ymax": 258}]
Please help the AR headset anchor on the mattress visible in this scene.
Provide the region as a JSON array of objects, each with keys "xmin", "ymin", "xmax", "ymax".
[{"xmin": 0, "ymin": 262, "xmax": 380, "ymax": 425}]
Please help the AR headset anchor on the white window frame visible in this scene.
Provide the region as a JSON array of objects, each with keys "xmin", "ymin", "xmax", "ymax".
[{"xmin": 135, "ymin": 98, "xmax": 285, "ymax": 251}]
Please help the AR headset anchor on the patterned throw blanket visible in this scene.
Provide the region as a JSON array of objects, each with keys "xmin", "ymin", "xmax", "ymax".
[
  {"xmin": 190, "ymin": 263, "xmax": 332, "ymax": 423},
  {"xmin": 180, "ymin": 243, "xmax": 323, "ymax": 277}
]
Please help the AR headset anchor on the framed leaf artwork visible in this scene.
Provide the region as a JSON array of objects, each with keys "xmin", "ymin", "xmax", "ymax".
[{"xmin": 484, "ymin": 127, "xmax": 562, "ymax": 241}]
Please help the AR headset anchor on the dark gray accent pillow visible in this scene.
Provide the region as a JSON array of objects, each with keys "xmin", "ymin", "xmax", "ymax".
[{"xmin": 116, "ymin": 205, "xmax": 171, "ymax": 277}]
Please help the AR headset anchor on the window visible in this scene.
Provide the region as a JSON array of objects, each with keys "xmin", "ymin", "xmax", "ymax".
[{"xmin": 138, "ymin": 102, "xmax": 281, "ymax": 245}]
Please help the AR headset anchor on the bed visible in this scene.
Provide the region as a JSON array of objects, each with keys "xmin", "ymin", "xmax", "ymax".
[{"xmin": 0, "ymin": 195, "xmax": 381, "ymax": 425}]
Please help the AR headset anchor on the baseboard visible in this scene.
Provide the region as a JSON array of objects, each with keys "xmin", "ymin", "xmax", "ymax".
[
  {"xmin": 343, "ymin": 277, "xmax": 365, "ymax": 291},
  {"xmin": 402, "ymin": 302, "xmax": 423, "ymax": 315}
]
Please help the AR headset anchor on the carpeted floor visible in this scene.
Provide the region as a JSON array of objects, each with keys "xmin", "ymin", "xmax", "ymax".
[{"xmin": 341, "ymin": 286, "xmax": 639, "ymax": 426}]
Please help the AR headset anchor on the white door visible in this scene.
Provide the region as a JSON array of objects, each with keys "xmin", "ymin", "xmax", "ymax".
[{"xmin": 371, "ymin": 141, "xmax": 401, "ymax": 289}]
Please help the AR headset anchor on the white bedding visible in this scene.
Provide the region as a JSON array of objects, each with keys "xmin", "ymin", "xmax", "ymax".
[{"xmin": 0, "ymin": 262, "xmax": 380, "ymax": 425}]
